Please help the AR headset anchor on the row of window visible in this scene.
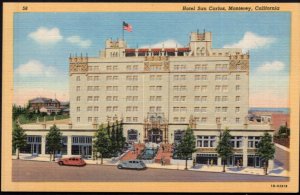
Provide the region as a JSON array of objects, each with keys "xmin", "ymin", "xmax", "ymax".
[
  {"xmin": 76, "ymin": 74, "xmax": 241, "ymax": 82},
  {"xmin": 196, "ymin": 136, "xmax": 260, "ymax": 148},
  {"xmin": 76, "ymin": 106, "xmax": 240, "ymax": 113},
  {"xmin": 174, "ymin": 117, "xmax": 241, "ymax": 124},
  {"xmin": 77, "ymin": 95, "xmax": 241, "ymax": 102},
  {"xmin": 80, "ymin": 85, "xmax": 241, "ymax": 92}
]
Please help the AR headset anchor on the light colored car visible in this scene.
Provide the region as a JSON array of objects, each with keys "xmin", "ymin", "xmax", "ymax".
[
  {"xmin": 117, "ymin": 160, "xmax": 146, "ymax": 170},
  {"xmin": 58, "ymin": 157, "xmax": 86, "ymax": 166}
]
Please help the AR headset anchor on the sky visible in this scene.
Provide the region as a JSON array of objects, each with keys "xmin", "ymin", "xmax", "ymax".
[{"xmin": 13, "ymin": 12, "xmax": 290, "ymax": 108}]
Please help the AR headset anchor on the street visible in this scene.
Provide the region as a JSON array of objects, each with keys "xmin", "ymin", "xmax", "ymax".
[{"xmin": 12, "ymin": 160, "xmax": 288, "ymax": 182}]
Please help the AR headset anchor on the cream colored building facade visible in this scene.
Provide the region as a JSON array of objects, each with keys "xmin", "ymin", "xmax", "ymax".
[{"xmin": 21, "ymin": 31, "xmax": 274, "ymax": 168}]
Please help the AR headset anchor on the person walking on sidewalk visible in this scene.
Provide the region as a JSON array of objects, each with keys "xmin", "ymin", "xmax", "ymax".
[
  {"xmin": 236, "ymin": 160, "xmax": 240, "ymax": 170},
  {"xmin": 210, "ymin": 159, "xmax": 214, "ymax": 166},
  {"xmin": 207, "ymin": 159, "xmax": 210, "ymax": 167}
]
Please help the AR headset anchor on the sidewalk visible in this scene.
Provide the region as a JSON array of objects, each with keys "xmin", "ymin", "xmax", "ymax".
[{"xmin": 12, "ymin": 154, "xmax": 288, "ymax": 177}]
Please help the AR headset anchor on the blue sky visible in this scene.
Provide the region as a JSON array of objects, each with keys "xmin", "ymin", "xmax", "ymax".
[{"xmin": 13, "ymin": 12, "xmax": 290, "ymax": 107}]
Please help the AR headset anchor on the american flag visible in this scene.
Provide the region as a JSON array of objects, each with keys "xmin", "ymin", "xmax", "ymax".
[{"xmin": 123, "ymin": 21, "xmax": 132, "ymax": 32}]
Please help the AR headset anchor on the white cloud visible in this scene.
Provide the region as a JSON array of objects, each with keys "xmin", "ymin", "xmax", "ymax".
[
  {"xmin": 15, "ymin": 60, "xmax": 57, "ymax": 77},
  {"xmin": 223, "ymin": 32, "xmax": 275, "ymax": 51},
  {"xmin": 257, "ymin": 61, "xmax": 285, "ymax": 72},
  {"xmin": 141, "ymin": 39, "xmax": 183, "ymax": 48},
  {"xmin": 66, "ymin": 36, "xmax": 92, "ymax": 48},
  {"xmin": 28, "ymin": 27, "xmax": 63, "ymax": 44}
]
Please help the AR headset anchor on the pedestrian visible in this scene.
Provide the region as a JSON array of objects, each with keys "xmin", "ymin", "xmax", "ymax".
[
  {"xmin": 207, "ymin": 159, "xmax": 210, "ymax": 167},
  {"xmin": 210, "ymin": 159, "xmax": 213, "ymax": 166},
  {"xmin": 161, "ymin": 158, "xmax": 163, "ymax": 166},
  {"xmin": 136, "ymin": 148, "xmax": 139, "ymax": 154},
  {"xmin": 162, "ymin": 145, "xmax": 165, "ymax": 153},
  {"xmin": 236, "ymin": 160, "xmax": 240, "ymax": 169}
]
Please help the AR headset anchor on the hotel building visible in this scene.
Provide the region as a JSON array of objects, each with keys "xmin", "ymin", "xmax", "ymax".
[{"xmin": 21, "ymin": 31, "xmax": 274, "ymax": 168}]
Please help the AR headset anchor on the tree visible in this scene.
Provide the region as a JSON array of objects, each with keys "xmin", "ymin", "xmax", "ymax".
[
  {"xmin": 257, "ymin": 132, "xmax": 275, "ymax": 175},
  {"xmin": 176, "ymin": 127, "xmax": 196, "ymax": 170},
  {"xmin": 216, "ymin": 128, "xmax": 233, "ymax": 172},
  {"xmin": 46, "ymin": 124, "xmax": 62, "ymax": 161},
  {"xmin": 110, "ymin": 123, "xmax": 117, "ymax": 156},
  {"xmin": 277, "ymin": 125, "xmax": 290, "ymax": 138},
  {"xmin": 12, "ymin": 122, "xmax": 27, "ymax": 159},
  {"xmin": 93, "ymin": 124, "xmax": 111, "ymax": 164}
]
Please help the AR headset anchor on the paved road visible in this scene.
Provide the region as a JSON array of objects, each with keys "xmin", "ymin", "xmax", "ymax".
[{"xmin": 12, "ymin": 160, "xmax": 289, "ymax": 182}]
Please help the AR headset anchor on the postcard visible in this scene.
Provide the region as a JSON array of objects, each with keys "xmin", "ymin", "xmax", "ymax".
[{"xmin": 2, "ymin": 2, "xmax": 299, "ymax": 193}]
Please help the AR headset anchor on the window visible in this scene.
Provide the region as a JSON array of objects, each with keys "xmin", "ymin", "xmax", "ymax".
[
  {"xmin": 76, "ymin": 86, "xmax": 80, "ymax": 91},
  {"xmin": 76, "ymin": 76, "xmax": 80, "ymax": 81},
  {"xmin": 113, "ymin": 65, "xmax": 118, "ymax": 71},
  {"xmin": 222, "ymin": 64, "xmax": 228, "ymax": 70},
  {"xmin": 94, "ymin": 106, "xmax": 99, "ymax": 111},
  {"xmin": 194, "ymin": 86, "xmax": 200, "ymax": 91},
  {"xmin": 106, "ymin": 86, "xmax": 112, "ymax": 91},
  {"xmin": 94, "ymin": 66, "xmax": 99, "ymax": 71},
  {"xmin": 174, "ymin": 65, "xmax": 180, "ymax": 70},
  {"xmin": 87, "ymin": 106, "xmax": 93, "ymax": 111},
  {"xmin": 133, "ymin": 117, "xmax": 138, "ymax": 122},
  {"xmin": 113, "ymin": 106, "xmax": 118, "ymax": 112},
  {"xmin": 106, "ymin": 66, "xmax": 112, "ymax": 70},
  {"xmin": 133, "ymin": 106, "xmax": 138, "ymax": 111},
  {"xmin": 201, "ymin": 96, "xmax": 207, "ymax": 102},
  {"xmin": 236, "ymin": 74, "xmax": 240, "ymax": 80},
  {"xmin": 236, "ymin": 85, "xmax": 240, "ymax": 91},
  {"xmin": 88, "ymin": 66, "xmax": 93, "ymax": 71},
  {"xmin": 94, "ymin": 96, "xmax": 99, "ymax": 101},
  {"xmin": 216, "ymin": 117, "xmax": 221, "ymax": 123},
  {"xmin": 235, "ymin": 107, "xmax": 240, "ymax": 113},
  {"xmin": 76, "ymin": 107, "xmax": 80, "ymax": 112},
  {"xmin": 215, "ymin": 96, "xmax": 221, "ymax": 102},
  {"xmin": 201, "ymin": 107, "xmax": 207, "ymax": 113},
  {"xmin": 180, "ymin": 117, "xmax": 185, "ymax": 122},
  {"xmin": 196, "ymin": 135, "xmax": 216, "ymax": 148},
  {"xmin": 113, "ymin": 96, "xmax": 118, "ymax": 101},
  {"xmin": 106, "ymin": 76, "xmax": 112, "ymax": 80},
  {"xmin": 173, "ymin": 107, "xmax": 179, "ymax": 112},
  {"xmin": 150, "ymin": 96, "xmax": 155, "ymax": 101},
  {"xmin": 106, "ymin": 106, "xmax": 112, "ymax": 112},
  {"xmin": 236, "ymin": 96, "xmax": 240, "ymax": 102},
  {"xmin": 215, "ymin": 75, "xmax": 221, "ymax": 80},
  {"xmin": 150, "ymin": 75, "xmax": 155, "ymax": 80},
  {"xmin": 248, "ymin": 136, "xmax": 260, "ymax": 148},
  {"xmin": 194, "ymin": 107, "xmax": 200, "ymax": 112},
  {"xmin": 87, "ymin": 86, "xmax": 93, "ymax": 91},
  {"xmin": 215, "ymin": 107, "xmax": 221, "ymax": 112},
  {"xmin": 156, "ymin": 96, "xmax": 162, "ymax": 101},
  {"xmin": 94, "ymin": 76, "xmax": 99, "ymax": 81},
  {"xmin": 173, "ymin": 117, "xmax": 179, "ymax": 122},
  {"xmin": 94, "ymin": 117, "xmax": 98, "ymax": 123},
  {"xmin": 200, "ymin": 117, "xmax": 207, "ymax": 124},
  {"xmin": 156, "ymin": 86, "xmax": 162, "ymax": 91},
  {"xmin": 106, "ymin": 96, "xmax": 112, "ymax": 101},
  {"xmin": 222, "ymin": 85, "xmax": 228, "ymax": 92},
  {"xmin": 76, "ymin": 96, "xmax": 81, "ymax": 102},
  {"xmin": 126, "ymin": 117, "xmax": 131, "ymax": 122},
  {"xmin": 231, "ymin": 136, "xmax": 243, "ymax": 148},
  {"xmin": 222, "ymin": 107, "xmax": 228, "ymax": 113},
  {"xmin": 222, "ymin": 75, "xmax": 228, "ymax": 80},
  {"xmin": 87, "ymin": 96, "xmax": 93, "ymax": 102},
  {"xmin": 201, "ymin": 86, "xmax": 207, "ymax": 92},
  {"xmin": 126, "ymin": 106, "xmax": 132, "ymax": 112},
  {"xmin": 77, "ymin": 117, "xmax": 80, "ymax": 123},
  {"xmin": 222, "ymin": 96, "xmax": 228, "ymax": 102},
  {"xmin": 126, "ymin": 65, "xmax": 131, "ymax": 70},
  {"xmin": 133, "ymin": 65, "xmax": 138, "ymax": 70},
  {"xmin": 215, "ymin": 85, "xmax": 221, "ymax": 92},
  {"xmin": 149, "ymin": 86, "xmax": 155, "ymax": 91},
  {"xmin": 88, "ymin": 117, "xmax": 92, "ymax": 123},
  {"xmin": 87, "ymin": 76, "xmax": 93, "ymax": 81},
  {"xmin": 156, "ymin": 106, "xmax": 162, "ymax": 112},
  {"xmin": 195, "ymin": 65, "xmax": 201, "ymax": 70},
  {"xmin": 236, "ymin": 118, "xmax": 240, "ymax": 124},
  {"xmin": 215, "ymin": 64, "xmax": 222, "ymax": 70},
  {"xmin": 150, "ymin": 106, "xmax": 155, "ymax": 112}
]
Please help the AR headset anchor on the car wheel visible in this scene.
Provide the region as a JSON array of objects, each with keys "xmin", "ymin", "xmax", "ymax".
[
  {"xmin": 117, "ymin": 165, "xmax": 123, "ymax": 169},
  {"xmin": 58, "ymin": 161, "xmax": 63, "ymax": 166}
]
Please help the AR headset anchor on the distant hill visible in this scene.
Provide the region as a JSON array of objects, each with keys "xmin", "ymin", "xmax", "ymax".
[{"xmin": 249, "ymin": 107, "xmax": 289, "ymax": 114}]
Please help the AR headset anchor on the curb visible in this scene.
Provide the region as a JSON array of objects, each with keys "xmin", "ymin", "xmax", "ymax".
[{"xmin": 12, "ymin": 159, "xmax": 289, "ymax": 178}]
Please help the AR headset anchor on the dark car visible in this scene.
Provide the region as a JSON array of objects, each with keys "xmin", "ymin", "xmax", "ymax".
[
  {"xmin": 58, "ymin": 157, "xmax": 86, "ymax": 166},
  {"xmin": 117, "ymin": 160, "xmax": 146, "ymax": 170}
]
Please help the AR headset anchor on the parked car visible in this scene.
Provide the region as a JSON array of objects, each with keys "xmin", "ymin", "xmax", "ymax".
[
  {"xmin": 58, "ymin": 157, "xmax": 86, "ymax": 166},
  {"xmin": 117, "ymin": 160, "xmax": 146, "ymax": 170}
]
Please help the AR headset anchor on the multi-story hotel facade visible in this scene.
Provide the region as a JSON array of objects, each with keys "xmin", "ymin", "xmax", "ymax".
[{"xmin": 21, "ymin": 31, "xmax": 274, "ymax": 168}]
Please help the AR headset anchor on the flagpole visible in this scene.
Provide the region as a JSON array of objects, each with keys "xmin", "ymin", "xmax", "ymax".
[{"xmin": 122, "ymin": 21, "xmax": 124, "ymax": 40}]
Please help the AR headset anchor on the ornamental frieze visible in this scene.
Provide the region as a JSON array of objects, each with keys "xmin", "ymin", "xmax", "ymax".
[
  {"xmin": 196, "ymin": 148, "xmax": 216, "ymax": 153},
  {"xmin": 229, "ymin": 54, "xmax": 249, "ymax": 71}
]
